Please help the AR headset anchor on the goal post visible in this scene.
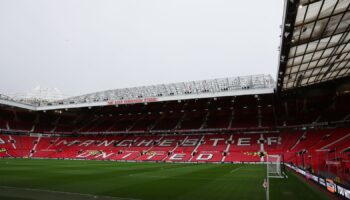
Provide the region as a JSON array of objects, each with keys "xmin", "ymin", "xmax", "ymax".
[{"xmin": 266, "ymin": 154, "xmax": 284, "ymax": 200}]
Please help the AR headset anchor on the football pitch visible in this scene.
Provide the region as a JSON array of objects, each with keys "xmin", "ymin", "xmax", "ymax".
[{"xmin": 0, "ymin": 159, "xmax": 330, "ymax": 200}]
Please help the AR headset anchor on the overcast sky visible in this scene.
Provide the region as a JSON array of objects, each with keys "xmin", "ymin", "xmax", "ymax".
[{"xmin": 0, "ymin": 0, "xmax": 284, "ymax": 97}]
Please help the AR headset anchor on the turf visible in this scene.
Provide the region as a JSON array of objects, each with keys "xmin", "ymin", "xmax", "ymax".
[{"xmin": 0, "ymin": 159, "xmax": 330, "ymax": 200}]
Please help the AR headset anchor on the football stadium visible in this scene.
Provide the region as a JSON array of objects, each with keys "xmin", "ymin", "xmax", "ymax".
[{"xmin": 1, "ymin": 0, "xmax": 350, "ymax": 200}]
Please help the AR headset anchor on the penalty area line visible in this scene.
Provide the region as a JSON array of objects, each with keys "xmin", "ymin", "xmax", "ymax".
[
  {"xmin": 230, "ymin": 166, "xmax": 243, "ymax": 173},
  {"xmin": 0, "ymin": 185, "xmax": 141, "ymax": 200}
]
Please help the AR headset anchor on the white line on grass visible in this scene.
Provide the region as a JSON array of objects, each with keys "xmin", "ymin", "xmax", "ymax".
[
  {"xmin": 0, "ymin": 186, "xmax": 141, "ymax": 200},
  {"xmin": 129, "ymin": 174, "xmax": 168, "ymax": 178},
  {"xmin": 230, "ymin": 166, "xmax": 243, "ymax": 173}
]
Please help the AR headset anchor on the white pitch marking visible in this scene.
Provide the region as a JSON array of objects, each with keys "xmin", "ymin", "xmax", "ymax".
[
  {"xmin": 230, "ymin": 166, "xmax": 243, "ymax": 173},
  {"xmin": 0, "ymin": 186, "xmax": 140, "ymax": 200}
]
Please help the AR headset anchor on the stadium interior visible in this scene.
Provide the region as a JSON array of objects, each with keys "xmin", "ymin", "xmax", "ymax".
[
  {"xmin": 1, "ymin": 83, "xmax": 350, "ymax": 186},
  {"xmin": 1, "ymin": 0, "xmax": 350, "ymax": 199}
]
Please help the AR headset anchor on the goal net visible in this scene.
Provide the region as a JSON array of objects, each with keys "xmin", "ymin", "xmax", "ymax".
[
  {"xmin": 266, "ymin": 154, "xmax": 283, "ymax": 178},
  {"xmin": 265, "ymin": 154, "xmax": 284, "ymax": 200}
]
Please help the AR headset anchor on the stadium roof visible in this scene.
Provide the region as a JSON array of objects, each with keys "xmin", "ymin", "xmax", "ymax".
[
  {"xmin": 277, "ymin": 0, "xmax": 350, "ymax": 92},
  {"xmin": 0, "ymin": 74, "xmax": 275, "ymax": 111},
  {"xmin": 11, "ymin": 86, "xmax": 67, "ymax": 102}
]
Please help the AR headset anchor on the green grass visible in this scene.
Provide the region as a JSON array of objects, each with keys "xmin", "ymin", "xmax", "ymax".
[{"xmin": 0, "ymin": 159, "xmax": 330, "ymax": 200}]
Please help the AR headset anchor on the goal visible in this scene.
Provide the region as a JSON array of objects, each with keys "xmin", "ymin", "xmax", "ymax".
[
  {"xmin": 265, "ymin": 154, "xmax": 284, "ymax": 200},
  {"xmin": 267, "ymin": 154, "xmax": 283, "ymax": 178}
]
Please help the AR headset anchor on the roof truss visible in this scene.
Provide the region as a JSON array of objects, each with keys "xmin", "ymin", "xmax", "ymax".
[{"xmin": 278, "ymin": 0, "xmax": 350, "ymax": 91}]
